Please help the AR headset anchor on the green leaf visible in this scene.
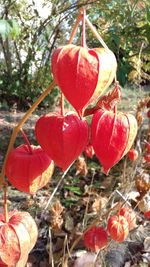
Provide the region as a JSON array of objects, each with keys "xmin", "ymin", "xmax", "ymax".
[
  {"xmin": 0, "ymin": 20, "xmax": 11, "ymax": 39},
  {"xmin": 9, "ymin": 20, "xmax": 21, "ymax": 38},
  {"xmin": 146, "ymin": 7, "xmax": 150, "ymax": 22},
  {"xmin": 0, "ymin": 19, "xmax": 20, "ymax": 39},
  {"xmin": 64, "ymin": 185, "xmax": 82, "ymax": 196}
]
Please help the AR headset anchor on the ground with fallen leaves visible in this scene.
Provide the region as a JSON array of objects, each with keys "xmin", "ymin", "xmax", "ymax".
[{"xmin": 0, "ymin": 86, "xmax": 149, "ymax": 267}]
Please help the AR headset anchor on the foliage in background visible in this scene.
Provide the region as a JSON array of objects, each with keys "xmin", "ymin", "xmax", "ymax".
[
  {"xmin": 0, "ymin": 0, "xmax": 149, "ymax": 110},
  {"xmin": 87, "ymin": 0, "xmax": 150, "ymax": 86}
]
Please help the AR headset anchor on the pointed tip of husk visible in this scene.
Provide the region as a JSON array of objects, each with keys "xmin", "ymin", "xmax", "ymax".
[{"xmin": 102, "ymin": 167, "xmax": 110, "ymax": 175}]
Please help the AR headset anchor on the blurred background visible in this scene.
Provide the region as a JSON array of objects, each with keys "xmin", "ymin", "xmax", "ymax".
[{"xmin": 0, "ymin": 0, "xmax": 149, "ymax": 110}]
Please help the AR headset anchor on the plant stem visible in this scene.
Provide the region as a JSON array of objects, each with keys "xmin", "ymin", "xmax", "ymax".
[
  {"xmin": 44, "ymin": 163, "xmax": 73, "ymax": 210},
  {"xmin": 68, "ymin": 13, "xmax": 82, "ymax": 44},
  {"xmin": 59, "ymin": 11, "xmax": 83, "ymax": 118},
  {"xmin": 81, "ymin": 8, "xmax": 86, "ymax": 47},
  {"xmin": 114, "ymin": 105, "xmax": 117, "ymax": 114},
  {"xmin": 4, "ymin": 185, "xmax": 8, "ymax": 223},
  {"xmin": 0, "ymin": 80, "xmax": 56, "ymax": 187},
  {"xmin": 82, "ymin": 169, "xmax": 95, "ymax": 230},
  {"xmin": 85, "ymin": 16, "xmax": 109, "ymax": 50},
  {"xmin": 20, "ymin": 129, "xmax": 33, "ymax": 154}
]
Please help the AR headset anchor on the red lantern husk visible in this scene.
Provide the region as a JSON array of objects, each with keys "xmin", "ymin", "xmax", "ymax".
[
  {"xmin": 119, "ymin": 207, "xmax": 136, "ymax": 230},
  {"xmin": 5, "ymin": 145, "xmax": 54, "ymax": 194},
  {"xmin": 90, "ymin": 47, "xmax": 117, "ymax": 104},
  {"xmin": 144, "ymin": 210, "xmax": 150, "ymax": 219},
  {"xmin": 51, "ymin": 44, "xmax": 117, "ymax": 115},
  {"xmin": 35, "ymin": 112, "xmax": 89, "ymax": 171},
  {"xmin": 84, "ymin": 144, "xmax": 95, "ymax": 158},
  {"xmin": 107, "ymin": 215, "xmax": 129, "ymax": 242},
  {"xmin": 0, "ymin": 210, "xmax": 38, "ymax": 266},
  {"xmin": 144, "ymin": 154, "xmax": 150, "ymax": 163},
  {"xmin": 127, "ymin": 149, "xmax": 138, "ymax": 161},
  {"xmin": 84, "ymin": 225, "xmax": 108, "ymax": 251},
  {"xmin": 91, "ymin": 109, "xmax": 137, "ymax": 174}
]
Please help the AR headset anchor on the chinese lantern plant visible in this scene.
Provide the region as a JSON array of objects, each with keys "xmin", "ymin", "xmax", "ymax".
[
  {"xmin": 144, "ymin": 210, "xmax": 150, "ymax": 219},
  {"xmin": 91, "ymin": 107, "xmax": 138, "ymax": 174},
  {"xmin": 5, "ymin": 143, "xmax": 54, "ymax": 194},
  {"xmin": 84, "ymin": 143, "xmax": 95, "ymax": 158},
  {"xmin": 35, "ymin": 112, "xmax": 89, "ymax": 171},
  {"xmin": 51, "ymin": 45, "xmax": 117, "ymax": 116},
  {"xmin": 119, "ymin": 207, "xmax": 137, "ymax": 231},
  {"xmin": 127, "ymin": 148, "xmax": 139, "ymax": 161},
  {"xmin": 51, "ymin": 9, "xmax": 117, "ymax": 116},
  {"xmin": 147, "ymin": 109, "xmax": 150, "ymax": 118},
  {"xmin": 143, "ymin": 141, "xmax": 150, "ymax": 163},
  {"xmin": 0, "ymin": 8, "xmax": 138, "ymax": 267},
  {"xmin": 84, "ymin": 225, "xmax": 108, "ymax": 252},
  {"xmin": 0, "ymin": 210, "xmax": 38, "ymax": 266},
  {"xmin": 145, "ymin": 141, "xmax": 150, "ymax": 153},
  {"xmin": 144, "ymin": 154, "xmax": 150, "ymax": 163},
  {"xmin": 107, "ymin": 215, "xmax": 129, "ymax": 242}
]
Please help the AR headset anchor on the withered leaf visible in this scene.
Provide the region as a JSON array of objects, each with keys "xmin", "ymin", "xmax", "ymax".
[
  {"xmin": 84, "ymin": 82, "xmax": 121, "ymax": 116},
  {"xmin": 75, "ymin": 156, "xmax": 88, "ymax": 177}
]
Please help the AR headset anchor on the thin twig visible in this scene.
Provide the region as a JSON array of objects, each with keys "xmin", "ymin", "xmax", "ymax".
[
  {"xmin": 115, "ymin": 189, "xmax": 132, "ymax": 207},
  {"xmin": 49, "ymin": 227, "xmax": 54, "ymax": 267},
  {"xmin": 4, "ymin": 185, "xmax": 8, "ymax": 223},
  {"xmin": 44, "ymin": 163, "xmax": 74, "ymax": 210},
  {"xmin": 20, "ymin": 129, "xmax": 33, "ymax": 154},
  {"xmin": 85, "ymin": 15, "xmax": 109, "ymax": 50},
  {"xmin": 82, "ymin": 169, "xmax": 95, "ymax": 230},
  {"xmin": 122, "ymin": 157, "xmax": 127, "ymax": 184},
  {"xmin": 81, "ymin": 8, "xmax": 86, "ymax": 47},
  {"xmin": 68, "ymin": 13, "xmax": 82, "ymax": 44}
]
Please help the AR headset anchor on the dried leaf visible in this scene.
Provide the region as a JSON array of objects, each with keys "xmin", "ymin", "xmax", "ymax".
[
  {"xmin": 92, "ymin": 196, "xmax": 108, "ymax": 214},
  {"xmin": 51, "ymin": 200, "xmax": 64, "ymax": 216},
  {"xmin": 75, "ymin": 156, "xmax": 88, "ymax": 176},
  {"xmin": 84, "ymin": 83, "xmax": 121, "ymax": 116},
  {"xmin": 50, "ymin": 200, "xmax": 64, "ymax": 232},
  {"xmin": 135, "ymin": 176, "xmax": 150, "ymax": 200},
  {"xmin": 137, "ymin": 96, "xmax": 150, "ymax": 111},
  {"xmin": 64, "ymin": 212, "xmax": 74, "ymax": 232},
  {"xmin": 136, "ymin": 111, "xmax": 143, "ymax": 127},
  {"xmin": 144, "ymin": 237, "xmax": 150, "ymax": 251},
  {"xmin": 138, "ymin": 194, "xmax": 150, "ymax": 212}
]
